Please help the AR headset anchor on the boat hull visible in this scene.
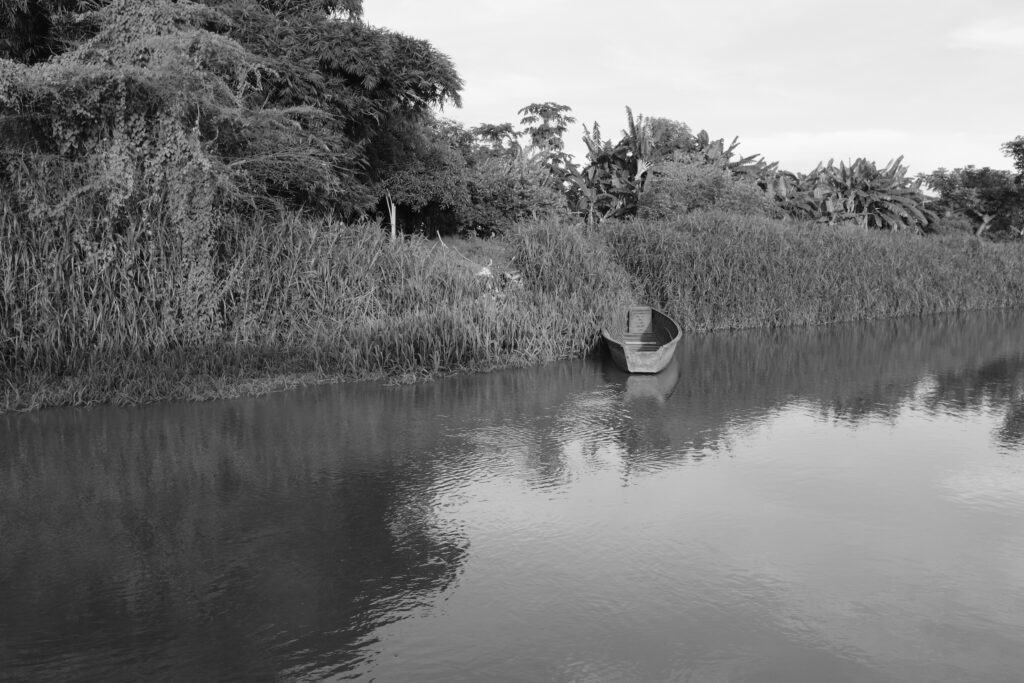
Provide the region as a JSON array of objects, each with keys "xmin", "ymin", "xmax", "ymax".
[{"xmin": 601, "ymin": 306, "xmax": 681, "ymax": 374}]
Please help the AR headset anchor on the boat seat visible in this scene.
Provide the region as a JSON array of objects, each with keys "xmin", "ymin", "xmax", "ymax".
[{"xmin": 622, "ymin": 332, "xmax": 661, "ymax": 350}]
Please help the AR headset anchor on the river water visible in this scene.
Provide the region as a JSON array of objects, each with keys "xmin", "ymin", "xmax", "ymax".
[{"xmin": 2, "ymin": 311, "xmax": 1024, "ymax": 682}]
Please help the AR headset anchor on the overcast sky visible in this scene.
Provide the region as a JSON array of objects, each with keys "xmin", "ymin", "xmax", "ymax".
[{"xmin": 364, "ymin": 0, "xmax": 1022, "ymax": 175}]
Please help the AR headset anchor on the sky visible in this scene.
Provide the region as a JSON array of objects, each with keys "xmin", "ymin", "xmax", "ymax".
[{"xmin": 363, "ymin": 0, "xmax": 1023, "ymax": 175}]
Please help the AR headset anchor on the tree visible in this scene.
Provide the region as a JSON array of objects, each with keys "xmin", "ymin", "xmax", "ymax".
[
  {"xmin": 1, "ymin": 0, "xmax": 465, "ymax": 218},
  {"xmin": 646, "ymin": 117, "xmax": 694, "ymax": 161},
  {"xmin": 0, "ymin": 0, "xmax": 472, "ymax": 373},
  {"xmin": 517, "ymin": 102, "xmax": 576, "ymax": 152},
  {"xmin": 204, "ymin": 0, "xmax": 463, "ymax": 215},
  {"xmin": 1, "ymin": 0, "xmax": 366, "ymax": 215},
  {"xmin": 920, "ymin": 166, "xmax": 1022, "ymax": 236},
  {"xmin": 376, "ymin": 118, "xmax": 472, "ymax": 234},
  {"xmin": 470, "ymin": 122, "xmax": 520, "ymax": 158},
  {"xmin": 1002, "ymin": 136, "xmax": 1024, "ymax": 178},
  {"xmin": 0, "ymin": 0, "xmax": 365, "ymax": 64}
]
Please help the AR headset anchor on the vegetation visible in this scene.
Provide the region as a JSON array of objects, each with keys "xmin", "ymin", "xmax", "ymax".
[
  {"xmin": 770, "ymin": 157, "xmax": 937, "ymax": 231},
  {"xmin": 3, "ymin": 0, "xmax": 1024, "ymax": 412},
  {"xmin": 639, "ymin": 162, "xmax": 776, "ymax": 220},
  {"xmin": 920, "ymin": 166, "xmax": 1024, "ymax": 238},
  {"xmin": 6, "ymin": 209, "xmax": 1024, "ymax": 411},
  {"xmin": 602, "ymin": 213, "xmax": 1024, "ymax": 331},
  {"xmin": 0, "ymin": 216, "xmax": 633, "ymax": 410}
]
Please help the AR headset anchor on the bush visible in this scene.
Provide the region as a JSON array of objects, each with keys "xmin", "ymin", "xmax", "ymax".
[
  {"xmin": 463, "ymin": 154, "xmax": 566, "ymax": 235},
  {"xmin": 927, "ymin": 212, "xmax": 977, "ymax": 236},
  {"xmin": 639, "ymin": 161, "xmax": 775, "ymax": 220}
]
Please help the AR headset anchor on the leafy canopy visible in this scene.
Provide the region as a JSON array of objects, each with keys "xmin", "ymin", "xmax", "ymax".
[{"xmin": 1, "ymin": 0, "xmax": 464, "ymax": 217}]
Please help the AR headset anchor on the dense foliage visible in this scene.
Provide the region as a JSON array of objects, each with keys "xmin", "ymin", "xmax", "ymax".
[
  {"xmin": 769, "ymin": 157, "xmax": 937, "ymax": 231},
  {"xmin": 497, "ymin": 104, "xmax": 940, "ymax": 234},
  {"xmin": 7, "ymin": 213, "xmax": 1024, "ymax": 411},
  {"xmin": 640, "ymin": 162, "xmax": 776, "ymax": 220},
  {"xmin": 3, "ymin": 0, "xmax": 1024, "ymax": 411},
  {"xmin": 0, "ymin": 0, "xmax": 462, "ymax": 218},
  {"xmin": 920, "ymin": 163, "xmax": 1024, "ymax": 238}
]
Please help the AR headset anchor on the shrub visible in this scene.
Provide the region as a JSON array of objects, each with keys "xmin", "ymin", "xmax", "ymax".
[
  {"xmin": 463, "ymin": 154, "xmax": 566, "ymax": 235},
  {"xmin": 927, "ymin": 212, "xmax": 977, "ymax": 236},
  {"xmin": 638, "ymin": 161, "xmax": 776, "ymax": 219}
]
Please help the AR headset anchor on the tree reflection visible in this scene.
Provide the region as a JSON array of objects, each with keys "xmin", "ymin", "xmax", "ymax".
[
  {"xmin": 1000, "ymin": 402, "xmax": 1024, "ymax": 450},
  {"xmin": 3, "ymin": 310, "xmax": 1024, "ymax": 679},
  {"xmin": 0, "ymin": 388, "xmax": 474, "ymax": 681},
  {"xmin": 924, "ymin": 355, "xmax": 1024, "ymax": 451},
  {"xmin": 593, "ymin": 309, "xmax": 1024, "ymax": 474}
]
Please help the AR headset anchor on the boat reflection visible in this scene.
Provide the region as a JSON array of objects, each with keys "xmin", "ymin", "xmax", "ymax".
[{"xmin": 602, "ymin": 353, "xmax": 682, "ymax": 404}]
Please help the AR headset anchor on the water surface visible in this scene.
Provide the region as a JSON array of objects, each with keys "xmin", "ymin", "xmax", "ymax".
[{"xmin": 2, "ymin": 310, "xmax": 1024, "ymax": 682}]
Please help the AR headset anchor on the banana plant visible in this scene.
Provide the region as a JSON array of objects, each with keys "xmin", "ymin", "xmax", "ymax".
[
  {"xmin": 769, "ymin": 157, "xmax": 937, "ymax": 232},
  {"xmin": 567, "ymin": 107, "xmax": 655, "ymax": 222}
]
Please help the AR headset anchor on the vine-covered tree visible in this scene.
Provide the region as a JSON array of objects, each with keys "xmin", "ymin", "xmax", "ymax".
[
  {"xmin": 1, "ymin": 0, "xmax": 463, "ymax": 217},
  {"xmin": 1, "ymin": 0, "xmax": 81, "ymax": 63}
]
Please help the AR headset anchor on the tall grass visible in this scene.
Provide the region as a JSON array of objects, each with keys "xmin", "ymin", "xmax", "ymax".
[
  {"xmin": 506, "ymin": 220, "xmax": 635, "ymax": 356},
  {"xmin": 0, "ymin": 212, "xmax": 634, "ymax": 410},
  {"xmin": 602, "ymin": 211, "xmax": 1024, "ymax": 331},
  {"xmin": 5, "ymin": 206, "xmax": 1024, "ymax": 412}
]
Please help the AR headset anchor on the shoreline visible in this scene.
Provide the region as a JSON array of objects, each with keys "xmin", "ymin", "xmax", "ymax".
[
  {"xmin": 7, "ymin": 305, "xmax": 1024, "ymax": 414},
  {"xmin": 6, "ymin": 213, "xmax": 1024, "ymax": 413}
]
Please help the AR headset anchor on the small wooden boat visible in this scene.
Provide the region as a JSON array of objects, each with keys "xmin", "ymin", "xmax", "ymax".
[{"xmin": 601, "ymin": 306, "xmax": 682, "ymax": 374}]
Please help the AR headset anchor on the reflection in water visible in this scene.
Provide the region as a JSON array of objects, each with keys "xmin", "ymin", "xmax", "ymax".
[
  {"xmin": 2, "ymin": 309, "xmax": 1024, "ymax": 682},
  {"xmin": 604, "ymin": 354, "xmax": 683, "ymax": 404},
  {"xmin": 924, "ymin": 355, "xmax": 1024, "ymax": 450}
]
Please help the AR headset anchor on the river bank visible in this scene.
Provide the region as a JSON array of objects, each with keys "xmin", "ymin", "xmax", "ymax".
[{"xmin": 4, "ymin": 210, "xmax": 1024, "ymax": 412}]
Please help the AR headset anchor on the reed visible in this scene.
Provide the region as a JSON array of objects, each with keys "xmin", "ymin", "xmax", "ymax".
[
  {"xmin": 601, "ymin": 211, "xmax": 1024, "ymax": 331},
  {"xmin": 1, "ymin": 213, "xmax": 634, "ymax": 410},
  {"xmin": 4, "ymin": 206, "xmax": 1024, "ymax": 412}
]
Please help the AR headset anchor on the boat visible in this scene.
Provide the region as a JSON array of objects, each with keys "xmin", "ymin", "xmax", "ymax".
[{"xmin": 601, "ymin": 306, "xmax": 682, "ymax": 374}]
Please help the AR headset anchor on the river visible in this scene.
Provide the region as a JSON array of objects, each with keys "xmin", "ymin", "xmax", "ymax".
[{"xmin": 2, "ymin": 310, "xmax": 1024, "ymax": 682}]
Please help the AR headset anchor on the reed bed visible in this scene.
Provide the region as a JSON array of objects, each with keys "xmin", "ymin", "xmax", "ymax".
[
  {"xmin": 601, "ymin": 211, "xmax": 1024, "ymax": 331},
  {"xmin": 1, "ymin": 212, "xmax": 634, "ymax": 410},
  {"xmin": 4, "ymin": 207, "xmax": 1024, "ymax": 411}
]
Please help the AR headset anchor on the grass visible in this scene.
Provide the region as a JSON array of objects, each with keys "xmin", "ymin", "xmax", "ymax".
[
  {"xmin": 436, "ymin": 233, "xmax": 516, "ymax": 275},
  {"xmin": 602, "ymin": 211, "xmax": 1024, "ymax": 331},
  {"xmin": 4, "ymin": 209, "xmax": 1024, "ymax": 412},
  {"xmin": 1, "ymin": 214, "xmax": 633, "ymax": 411}
]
